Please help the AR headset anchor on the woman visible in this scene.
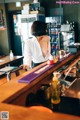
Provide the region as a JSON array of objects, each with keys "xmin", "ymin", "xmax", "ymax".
[{"xmin": 22, "ymin": 20, "xmax": 51, "ymax": 70}]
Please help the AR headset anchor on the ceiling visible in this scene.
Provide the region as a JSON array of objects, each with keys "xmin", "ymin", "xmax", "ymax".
[{"xmin": 0, "ymin": 0, "xmax": 33, "ymax": 3}]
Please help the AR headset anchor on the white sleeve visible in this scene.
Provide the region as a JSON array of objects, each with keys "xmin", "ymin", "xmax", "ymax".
[{"xmin": 23, "ymin": 40, "xmax": 32, "ymax": 67}]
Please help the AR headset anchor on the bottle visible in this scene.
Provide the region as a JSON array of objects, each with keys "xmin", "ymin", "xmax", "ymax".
[
  {"xmin": 9, "ymin": 50, "xmax": 14, "ymax": 60},
  {"xmin": 51, "ymin": 72, "xmax": 61, "ymax": 104},
  {"xmin": 47, "ymin": 54, "xmax": 54, "ymax": 65},
  {"xmin": 59, "ymin": 50, "xmax": 62, "ymax": 59}
]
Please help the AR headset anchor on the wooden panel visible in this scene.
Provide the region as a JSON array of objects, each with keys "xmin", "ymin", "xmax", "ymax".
[{"xmin": 9, "ymin": 74, "xmax": 52, "ymax": 106}]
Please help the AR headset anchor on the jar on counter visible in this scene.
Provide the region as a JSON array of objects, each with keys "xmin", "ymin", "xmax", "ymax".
[{"xmin": 51, "ymin": 72, "xmax": 61, "ymax": 104}]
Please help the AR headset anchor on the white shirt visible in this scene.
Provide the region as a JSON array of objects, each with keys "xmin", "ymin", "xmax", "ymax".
[{"xmin": 23, "ymin": 36, "xmax": 51, "ymax": 68}]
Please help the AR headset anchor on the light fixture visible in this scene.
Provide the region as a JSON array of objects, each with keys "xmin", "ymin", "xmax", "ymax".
[
  {"xmin": 33, "ymin": 0, "xmax": 38, "ymax": 3},
  {"xmin": 16, "ymin": 2, "xmax": 21, "ymax": 7}
]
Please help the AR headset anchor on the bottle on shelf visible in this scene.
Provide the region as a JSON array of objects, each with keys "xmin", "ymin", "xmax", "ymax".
[
  {"xmin": 9, "ymin": 50, "xmax": 14, "ymax": 60},
  {"xmin": 51, "ymin": 72, "xmax": 61, "ymax": 104},
  {"xmin": 58, "ymin": 50, "xmax": 62, "ymax": 59}
]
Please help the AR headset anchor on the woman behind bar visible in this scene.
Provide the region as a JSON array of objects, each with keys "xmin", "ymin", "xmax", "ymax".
[{"xmin": 22, "ymin": 20, "xmax": 51, "ymax": 70}]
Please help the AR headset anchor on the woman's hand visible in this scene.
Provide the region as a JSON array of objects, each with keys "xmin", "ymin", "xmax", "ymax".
[{"xmin": 20, "ymin": 64, "xmax": 29, "ymax": 71}]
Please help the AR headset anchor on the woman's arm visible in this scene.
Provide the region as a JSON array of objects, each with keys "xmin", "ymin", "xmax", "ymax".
[{"xmin": 22, "ymin": 40, "xmax": 32, "ymax": 70}]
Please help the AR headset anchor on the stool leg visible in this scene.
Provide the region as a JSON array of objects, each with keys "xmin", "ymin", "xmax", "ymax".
[
  {"xmin": 6, "ymin": 72, "xmax": 11, "ymax": 81},
  {"xmin": 15, "ymin": 70, "xmax": 20, "ymax": 76}
]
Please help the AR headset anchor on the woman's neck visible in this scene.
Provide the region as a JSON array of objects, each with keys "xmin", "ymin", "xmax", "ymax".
[{"xmin": 36, "ymin": 36, "xmax": 45, "ymax": 41}]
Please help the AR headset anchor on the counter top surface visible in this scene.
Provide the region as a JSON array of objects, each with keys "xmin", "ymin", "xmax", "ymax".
[
  {"xmin": 0, "ymin": 52, "xmax": 79, "ymax": 103},
  {"xmin": 0, "ymin": 52, "xmax": 80, "ymax": 118}
]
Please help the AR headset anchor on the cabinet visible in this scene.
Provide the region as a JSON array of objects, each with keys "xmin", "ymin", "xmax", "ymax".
[{"xmin": 46, "ymin": 16, "xmax": 63, "ymax": 55}]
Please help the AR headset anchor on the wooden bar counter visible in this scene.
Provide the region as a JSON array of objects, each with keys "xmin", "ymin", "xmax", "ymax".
[
  {"xmin": 0, "ymin": 51, "xmax": 80, "ymax": 119},
  {"xmin": 0, "ymin": 52, "xmax": 80, "ymax": 105}
]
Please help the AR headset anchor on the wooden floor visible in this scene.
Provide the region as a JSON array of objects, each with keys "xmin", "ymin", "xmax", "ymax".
[{"xmin": 0, "ymin": 69, "xmax": 25, "ymax": 85}]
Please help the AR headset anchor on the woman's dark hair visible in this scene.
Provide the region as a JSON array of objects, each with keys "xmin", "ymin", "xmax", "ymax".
[{"xmin": 31, "ymin": 21, "xmax": 47, "ymax": 36}]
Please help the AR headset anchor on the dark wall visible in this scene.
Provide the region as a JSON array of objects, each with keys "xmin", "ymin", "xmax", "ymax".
[
  {"xmin": 39, "ymin": 0, "xmax": 80, "ymax": 42},
  {"xmin": 7, "ymin": 0, "xmax": 80, "ymax": 43},
  {"xmin": 7, "ymin": 0, "xmax": 80, "ymax": 42},
  {"xmin": 39, "ymin": 0, "xmax": 61, "ymax": 16},
  {"xmin": 0, "ymin": 0, "xmax": 80, "ymax": 55},
  {"xmin": 63, "ymin": 4, "xmax": 79, "ymax": 42}
]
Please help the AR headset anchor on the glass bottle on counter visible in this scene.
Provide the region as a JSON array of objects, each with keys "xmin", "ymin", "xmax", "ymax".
[
  {"xmin": 51, "ymin": 72, "xmax": 61, "ymax": 104},
  {"xmin": 9, "ymin": 50, "xmax": 14, "ymax": 60}
]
